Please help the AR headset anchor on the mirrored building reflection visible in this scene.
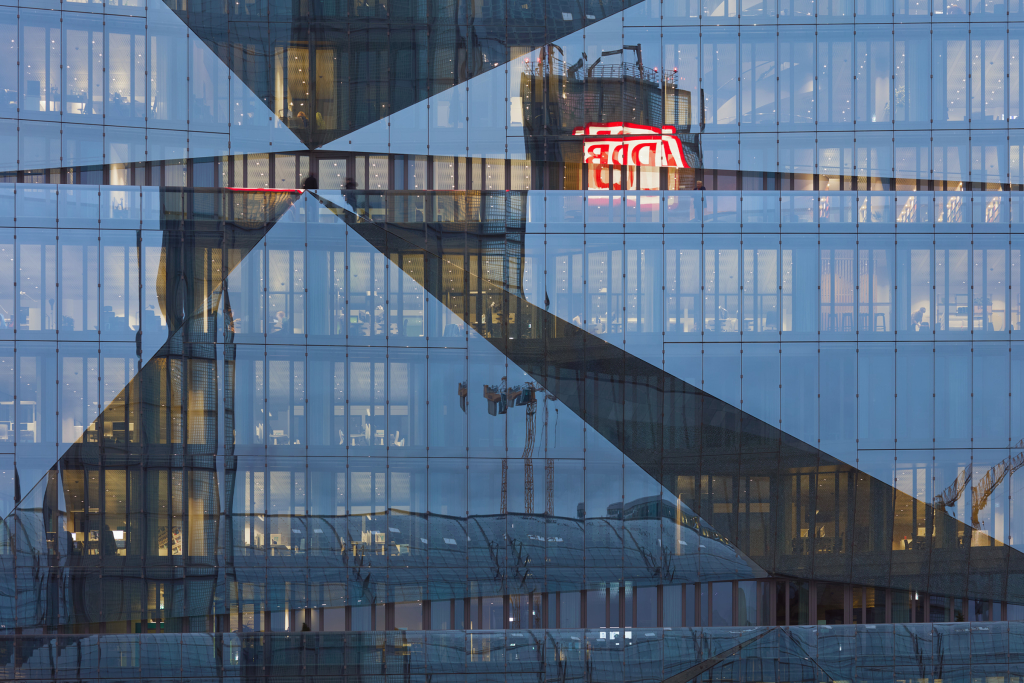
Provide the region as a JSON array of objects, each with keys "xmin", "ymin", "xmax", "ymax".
[{"xmin": 1, "ymin": 0, "xmax": 1024, "ymax": 678}]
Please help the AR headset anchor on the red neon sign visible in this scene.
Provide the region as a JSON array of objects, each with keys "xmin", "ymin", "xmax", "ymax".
[
  {"xmin": 573, "ymin": 122, "xmax": 689, "ymax": 169},
  {"xmin": 573, "ymin": 122, "xmax": 689, "ymax": 190}
]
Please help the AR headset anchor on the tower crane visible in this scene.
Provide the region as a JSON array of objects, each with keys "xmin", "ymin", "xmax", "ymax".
[
  {"xmin": 933, "ymin": 437, "xmax": 1024, "ymax": 529},
  {"xmin": 465, "ymin": 378, "xmax": 554, "ymax": 515}
]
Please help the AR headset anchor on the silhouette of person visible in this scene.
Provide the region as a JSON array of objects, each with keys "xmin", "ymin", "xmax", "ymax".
[
  {"xmin": 344, "ymin": 177, "xmax": 358, "ymax": 212},
  {"xmin": 912, "ymin": 306, "xmax": 926, "ymax": 330},
  {"xmin": 103, "ymin": 525, "xmax": 119, "ymax": 556}
]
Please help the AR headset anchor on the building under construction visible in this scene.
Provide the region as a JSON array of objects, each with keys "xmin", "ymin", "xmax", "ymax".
[{"xmin": 519, "ymin": 46, "xmax": 703, "ymax": 189}]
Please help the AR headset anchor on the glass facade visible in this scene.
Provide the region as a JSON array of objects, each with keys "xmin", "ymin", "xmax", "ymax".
[{"xmin": 0, "ymin": 0, "xmax": 1023, "ymax": 677}]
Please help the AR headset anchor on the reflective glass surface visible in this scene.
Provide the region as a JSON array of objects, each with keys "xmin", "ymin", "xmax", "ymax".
[{"xmin": 0, "ymin": 0, "xmax": 1022, "ymax": 675}]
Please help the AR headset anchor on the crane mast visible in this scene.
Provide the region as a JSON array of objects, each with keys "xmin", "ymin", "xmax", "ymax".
[
  {"xmin": 472, "ymin": 378, "xmax": 551, "ymax": 516},
  {"xmin": 523, "ymin": 389, "xmax": 536, "ymax": 514}
]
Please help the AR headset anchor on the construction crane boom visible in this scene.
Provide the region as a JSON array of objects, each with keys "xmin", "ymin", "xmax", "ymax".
[{"xmin": 934, "ymin": 437, "xmax": 1024, "ymax": 528}]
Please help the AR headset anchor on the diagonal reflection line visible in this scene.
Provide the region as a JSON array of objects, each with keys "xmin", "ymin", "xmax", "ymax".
[
  {"xmin": 2, "ymin": 189, "xmax": 303, "ymax": 526},
  {"xmin": 0, "ymin": 189, "xmax": 302, "ymax": 630},
  {"xmin": 313, "ymin": 192, "xmax": 753, "ymax": 552},
  {"xmin": 314, "ymin": 191, "xmax": 1020, "ymax": 596},
  {"xmin": 662, "ymin": 628, "xmax": 772, "ymax": 683},
  {"xmin": 313, "ymin": 192, "xmax": 750, "ymax": 553}
]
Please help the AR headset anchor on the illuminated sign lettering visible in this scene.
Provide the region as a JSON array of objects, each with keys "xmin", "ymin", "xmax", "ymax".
[
  {"xmin": 573, "ymin": 122, "xmax": 689, "ymax": 168},
  {"xmin": 573, "ymin": 122, "xmax": 690, "ymax": 190}
]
